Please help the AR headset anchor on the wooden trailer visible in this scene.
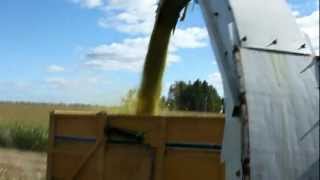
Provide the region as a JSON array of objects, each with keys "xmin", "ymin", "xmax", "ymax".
[{"xmin": 47, "ymin": 110, "xmax": 225, "ymax": 180}]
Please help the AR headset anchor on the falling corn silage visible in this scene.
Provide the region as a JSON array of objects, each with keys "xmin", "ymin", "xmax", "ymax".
[{"xmin": 136, "ymin": 0, "xmax": 190, "ymax": 115}]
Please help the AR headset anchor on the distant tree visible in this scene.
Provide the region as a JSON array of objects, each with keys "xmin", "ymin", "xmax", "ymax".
[
  {"xmin": 121, "ymin": 89, "xmax": 138, "ymax": 113},
  {"xmin": 159, "ymin": 96, "xmax": 169, "ymax": 110},
  {"xmin": 166, "ymin": 80, "xmax": 222, "ymax": 112}
]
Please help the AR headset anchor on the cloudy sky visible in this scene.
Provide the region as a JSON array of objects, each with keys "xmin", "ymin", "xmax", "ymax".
[{"xmin": 0, "ymin": 0, "xmax": 319, "ymax": 105}]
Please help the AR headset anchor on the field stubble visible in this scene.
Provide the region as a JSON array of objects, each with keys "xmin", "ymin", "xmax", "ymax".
[{"xmin": 0, "ymin": 148, "xmax": 46, "ymax": 180}]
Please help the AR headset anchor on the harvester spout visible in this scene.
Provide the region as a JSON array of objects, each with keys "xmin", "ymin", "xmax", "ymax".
[{"xmin": 136, "ymin": 0, "xmax": 190, "ymax": 115}]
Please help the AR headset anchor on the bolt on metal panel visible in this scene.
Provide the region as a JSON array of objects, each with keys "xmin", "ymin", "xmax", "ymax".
[{"xmin": 229, "ymin": 0, "xmax": 311, "ymax": 54}]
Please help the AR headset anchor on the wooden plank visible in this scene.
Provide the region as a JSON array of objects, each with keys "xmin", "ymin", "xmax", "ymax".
[
  {"xmin": 53, "ymin": 110, "xmax": 104, "ymax": 116},
  {"xmin": 47, "ymin": 112, "xmax": 55, "ymax": 180},
  {"xmin": 167, "ymin": 117, "xmax": 224, "ymax": 144},
  {"xmin": 53, "ymin": 142, "xmax": 96, "ymax": 155},
  {"xmin": 153, "ymin": 118, "xmax": 167, "ymax": 180},
  {"xmin": 51, "ymin": 150, "xmax": 102, "ymax": 180},
  {"xmin": 77, "ymin": 150, "xmax": 105, "ymax": 180},
  {"xmin": 107, "ymin": 114, "xmax": 224, "ymax": 121},
  {"xmin": 48, "ymin": 113, "xmax": 225, "ymax": 180},
  {"xmin": 68, "ymin": 137, "xmax": 105, "ymax": 179},
  {"xmin": 55, "ymin": 116, "xmax": 100, "ymax": 137},
  {"xmin": 97, "ymin": 114, "xmax": 107, "ymax": 180},
  {"xmin": 164, "ymin": 149, "xmax": 225, "ymax": 180},
  {"xmin": 107, "ymin": 116, "xmax": 161, "ymax": 146},
  {"xmin": 106, "ymin": 115, "xmax": 224, "ymax": 145},
  {"xmin": 68, "ymin": 114, "xmax": 107, "ymax": 180},
  {"xmin": 104, "ymin": 144, "xmax": 154, "ymax": 180},
  {"xmin": 52, "ymin": 152, "xmax": 83, "ymax": 179}
]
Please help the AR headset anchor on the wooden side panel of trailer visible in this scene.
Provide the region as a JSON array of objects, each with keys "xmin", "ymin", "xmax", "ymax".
[{"xmin": 47, "ymin": 111, "xmax": 225, "ymax": 180}]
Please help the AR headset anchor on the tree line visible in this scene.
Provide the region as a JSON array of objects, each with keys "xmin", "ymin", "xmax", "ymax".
[
  {"xmin": 164, "ymin": 80, "xmax": 222, "ymax": 112},
  {"xmin": 122, "ymin": 79, "xmax": 223, "ymax": 113}
]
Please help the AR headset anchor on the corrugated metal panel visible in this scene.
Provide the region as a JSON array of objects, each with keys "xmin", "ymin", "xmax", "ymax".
[
  {"xmin": 240, "ymin": 48, "xmax": 319, "ymax": 180},
  {"xmin": 229, "ymin": 0, "xmax": 311, "ymax": 55}
]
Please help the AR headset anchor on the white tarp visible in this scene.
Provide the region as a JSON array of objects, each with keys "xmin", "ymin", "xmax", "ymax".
[{"xmin": 240, "ymin": 48, "xmax": 319, "ymax": 180}]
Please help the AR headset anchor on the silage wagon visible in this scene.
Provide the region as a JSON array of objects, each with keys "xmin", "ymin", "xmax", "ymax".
[{"xmin": 47, "ymin": 110, "xmax": 225, "ymax": 180}]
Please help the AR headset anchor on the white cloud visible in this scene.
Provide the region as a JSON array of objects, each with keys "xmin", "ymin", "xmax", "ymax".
[
  {"xmin": 85, "ymin": 27, "xmax": 208, "ymax": 72},
  {"xmin": 292, "ymin": 10, "xmax": 300, "ymax": 17},
  {"xmin": 46, "ymin": 76, "xmax": 101, "ymax": 88},
  {"xmin": 71, "ymin": 0, "xmax": 103, "ymax": 9},
  {"xmin": 45, "ymin": 77, "xmax": 68, "ymax": 88},
  {"xmin": 69, "ymin": 0, "xmax": 209, "ymax": 72},
  {"xmin": 47, "ymin": 65, "xmax": 65, "ymax": 73},
  {"xmin": 99, "ymin": 0, "xmax": 209, "ymax": 40},
  {"xmin": 208, "ymin": 72, "xmax": 223, "ymax": 96},
  {"xmin": 98, "ymin": 0, "xmax": 157, "ymax": 34},
  {"xmin": 296, "ymin": 10, "xmax": 319, "ymax": 55},
  {"xmin": 85, "ymin": 37, "xmax": 149, "ymax": 71},
  {"xmin": 42, "ymin": 76, "xmax": 116, "ymax": 105},
  {"xmin": 171, "ymin": 27, "xmax": 208, "ymax": 49}
]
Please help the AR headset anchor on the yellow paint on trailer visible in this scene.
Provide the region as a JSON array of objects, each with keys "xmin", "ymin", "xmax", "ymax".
[
  {"xmin": 47, "ymin": 111, "xmax": 225, "ymax": 180},
  {"xmin": 165, "ymin": 149, "xmax": 225, "ymax": 180}
]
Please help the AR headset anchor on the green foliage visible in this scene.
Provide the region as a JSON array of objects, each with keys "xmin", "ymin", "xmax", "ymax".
[
  {"xmin": 159, "ymin": 96, "xmax": 169, "ymax": 111},
  {"xmin": 120, "ymin": 89, "xmax": 138, "ymax": 114},
  {"xmin": 0, "ymin": 125, "xmax": 11, "ymax": 147},
  {"xmin": 0, "ymin": 123, "xmax": 48, "ymax": 152},
  {"xmin": 166, "ymin": 80, "xmax": 222, "ymax": 112}
]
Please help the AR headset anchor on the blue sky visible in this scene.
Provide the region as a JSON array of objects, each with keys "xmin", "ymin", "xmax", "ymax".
[{"xmin": 0, "ymin": 0, "xmax": 318, "ymax": 105}]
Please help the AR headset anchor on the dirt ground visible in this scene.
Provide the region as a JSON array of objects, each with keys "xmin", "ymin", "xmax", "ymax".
[{"xmin": 0, "ymin": 148, "xmax": 46, "ymax": 180}]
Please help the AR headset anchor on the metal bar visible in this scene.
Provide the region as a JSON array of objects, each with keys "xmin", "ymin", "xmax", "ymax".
[
  {"xmin": 55, "ymin": 135, "xmax": 96, "ymax": 143},
  {"xmin": 243, "ymin": 47, "xmax": 311, "ymax": 56},
  {"xmin": 107, "ymin": 140, "xmax": 222, "ymax": 151},
  {"xmin": 106, "ymin": 127, "xmax": 144, "ymax": 142},
  {"xmin": 108, "ymin": 139, "xmax": 144, "ymax": 145},
  {"xmin": 165, "ymin": 142, "xmax": 222, "ymax": 150}
]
